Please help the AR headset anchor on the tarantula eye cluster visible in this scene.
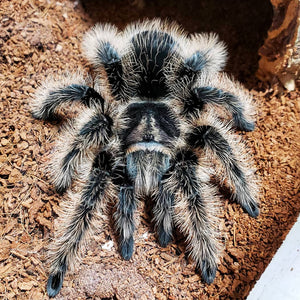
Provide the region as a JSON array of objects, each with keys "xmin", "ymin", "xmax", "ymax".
[{"xmin": 31, "ymin": 19, "xmax": 259, "ymax": 297}]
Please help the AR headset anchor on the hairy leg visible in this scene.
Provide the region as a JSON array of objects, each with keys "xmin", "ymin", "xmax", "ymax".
[
  {"xmin": 188, "ymin": 123, "xmax": 259, "ymax": 217},
  {"xmin": 152, "ymin": 177, "xmax": 174, "ymax": 247},
  {"xmin": 82, "ymin": 24, "xmax": 124, "ymax": 100},
  {"xmin": 50, "ymin": 110, "xmax": 113, "ymax": 193},
  {"xmin": 171, "ymin": 150, "xmax": 220, "ymax": 284},
  {"xmin": 32, "ymin": 72, "xmax": 105, "ymax": 120},
  {"xmin": 191, "ymin": 87, "xmax": 254, "ymax": 131},
  {"xmin": 181, "ymin": 73, "xmax": 255, "ymax": 132},
  {"xmin": 114, "ymin": 185, "xmax": 137, "ymax": 260},
  {"xmin": 47, "ymin": 151, "xmax": 113, "ymax": 297}
]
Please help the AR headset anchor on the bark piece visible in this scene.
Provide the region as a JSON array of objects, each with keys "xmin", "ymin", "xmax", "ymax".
[{"xmin": 257, "ymin": 0, "xmax": 300, "ymax": 90}]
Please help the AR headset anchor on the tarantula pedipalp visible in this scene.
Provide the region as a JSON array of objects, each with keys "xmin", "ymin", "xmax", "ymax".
[{"xmin": 31, "ymin": 19, "xmax": 259, "ymax": 297}]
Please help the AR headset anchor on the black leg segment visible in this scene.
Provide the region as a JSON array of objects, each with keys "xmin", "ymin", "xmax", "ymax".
[
  {"xmin": 188, "ymin": 125, "xmax": 259, "ymax": 217},
  {"xmin": 153, "ymin": 179, "xmax": 174, "ymax": 247},
  {"xmin": 47, "ymin": 261, "xmax": 66, "ymax": 298},
  {"xmin": 97, "ymin": 42, "xmax": 124, "ymax": 100},
  {"xmin": 51, "ymin": 112, "xmax": 113, "ymax": 194},
  {"xmin": 185, "ymin": 86, "xmax": 255, "ymax": 131},
  {"xmin": 115, "ymin": 186, "xmax": 136, "ymax": 260},
  {"xmin": 171, "ymin": 150, "xmax": 219, "ymax": 284},
  {"xmin": 32, "ymin": 84, "xmax": 105, "ymax": 120},
  {"xmin": 47, "ymin": 151, "xmax": 113, "ymax": 297}
]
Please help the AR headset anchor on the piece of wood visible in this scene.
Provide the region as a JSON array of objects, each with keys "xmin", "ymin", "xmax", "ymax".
[{"xmin": 257, "ymin": 0, "xmax": 300, "ymax": 90}]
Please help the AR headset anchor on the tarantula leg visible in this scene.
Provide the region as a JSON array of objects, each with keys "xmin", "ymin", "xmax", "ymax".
[
  {"xmin": 97, "ymin": 43, "xmax": 124, "ymax": 99},
  {"xmin": 172, "ymin": 151, "xmax": 219, "ymax": 284},
  {"xmin": 114, "ymin": 186, "xmax": 136, "ymax": 260},
  {"xmin": 183, "ymin": 86, "xmax": 254, "ymax": 131},
  {"xmin": 153, "ymin": 180, "xmax": 174, "ymax": 247},
  {"xmin": 52, "ymin": 112, "xmax": 113, "ymax": 194},
  {"xmin": 47, "ymin": 152, "xmax": 111, "ymax": 297},
  {"xmin": 47, "ymin": 261, "xmax": 66, "ymax": 298},
  {"xmin": 178, "ymin": 52, "xmax": 207, "ymax": 83},
  {"xmin": 188, "ymin": 125, "xmax": 259, "ymax": 217},
  {"xmin": 197, "ymin": 87, "xmax": 254, "ymax": 131},
  {"xmin": 32, "ymin": 82, "xmax": 105, "ymax": 120},
  {"xmin": 82, "ymin": 25, "xmax": 124, "ymax": 100},
  {"xmin": 188, "ymin": 87, "xmax": 255, "ymax": 131}
]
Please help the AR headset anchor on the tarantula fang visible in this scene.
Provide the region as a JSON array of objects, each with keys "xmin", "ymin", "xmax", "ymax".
[{"xmin": 31, "ymin": 19, "xmax": 259, "ymax": 297}]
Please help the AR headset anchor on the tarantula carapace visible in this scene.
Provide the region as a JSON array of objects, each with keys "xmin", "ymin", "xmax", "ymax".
[{"xmin": 31, "ymin": 19, "xmax": 259, "ymax": 297}]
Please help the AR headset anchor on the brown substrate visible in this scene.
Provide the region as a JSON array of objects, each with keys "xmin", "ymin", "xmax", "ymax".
[{"xmin": 0, "ymin": 1, "xmax": 299, "ymax": 299}]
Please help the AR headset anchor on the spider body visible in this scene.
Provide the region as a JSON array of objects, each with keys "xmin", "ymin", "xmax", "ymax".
[{"xmin": 31, "ymin": 20, "xmax": 259, "ymax": 297}]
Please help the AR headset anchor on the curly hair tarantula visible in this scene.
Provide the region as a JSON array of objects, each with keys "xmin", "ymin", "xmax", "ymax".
[{"xmin": 31, "ymin": 19, "xmax": 259, "ymax": 297}]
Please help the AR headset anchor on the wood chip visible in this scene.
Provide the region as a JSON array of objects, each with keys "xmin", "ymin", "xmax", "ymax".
[{"xmin": 18, "ymin": 281, "xmax": 34, "ymax": 291}]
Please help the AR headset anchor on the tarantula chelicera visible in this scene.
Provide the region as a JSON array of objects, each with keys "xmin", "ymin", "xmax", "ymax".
[{"xmin": 32, "ymin": 19, "xmax": 259, "ymax": 297}]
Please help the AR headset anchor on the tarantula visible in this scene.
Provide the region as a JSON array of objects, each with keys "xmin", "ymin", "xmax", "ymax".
[{"xmin": 31, "ymin": 19, "xmax": 259, "ymax": 297}]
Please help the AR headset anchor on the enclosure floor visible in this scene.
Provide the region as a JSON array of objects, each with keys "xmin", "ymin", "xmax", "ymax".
[{"xmin": 0, "ymin": 0, "xmax": 299, "ymax": 299}]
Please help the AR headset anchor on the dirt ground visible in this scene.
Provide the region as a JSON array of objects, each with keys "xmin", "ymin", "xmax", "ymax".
[{"xmin": 0, "ymin": 0, "xmax": 299, "ymax": 299}]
